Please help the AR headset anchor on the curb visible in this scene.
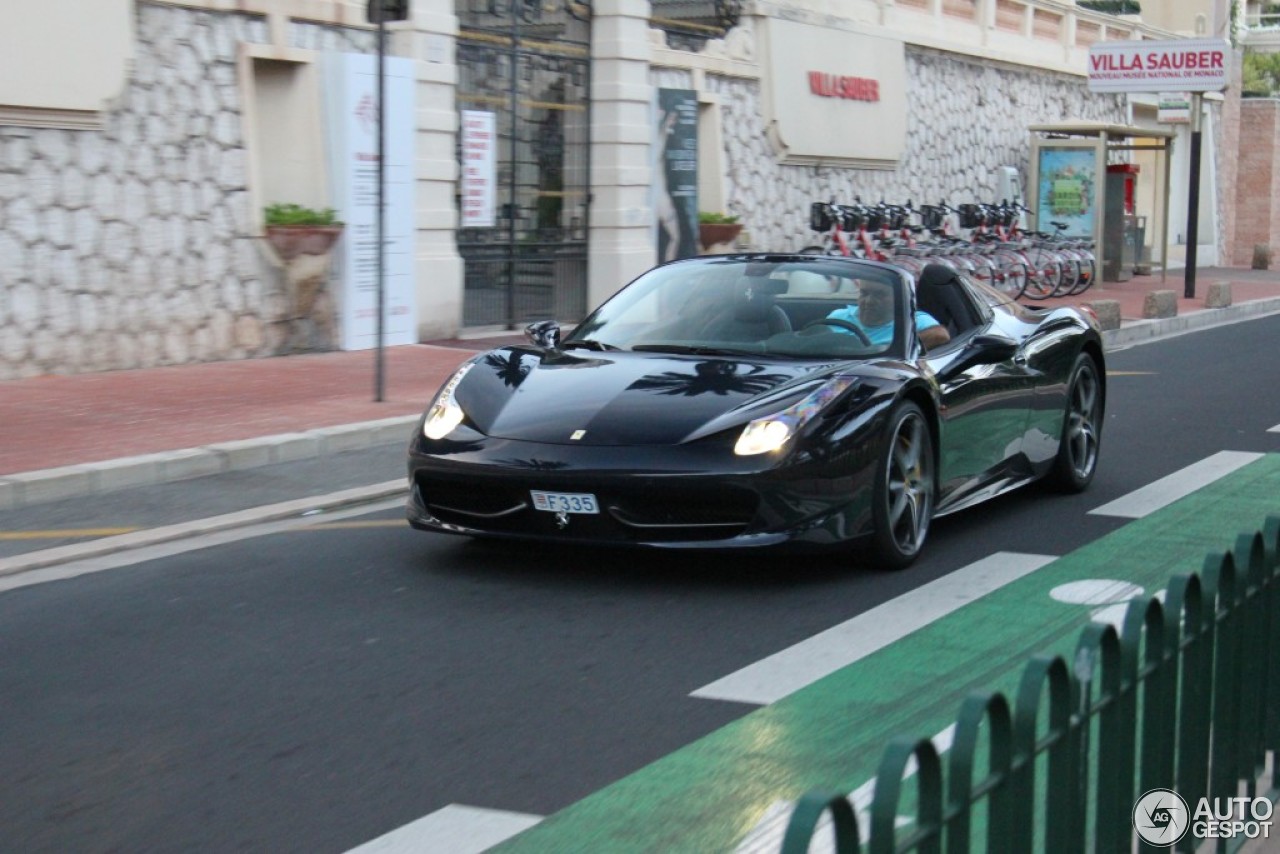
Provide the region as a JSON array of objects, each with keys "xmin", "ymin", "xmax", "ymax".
[
  {"xmin": 1101, "ymin": 295, "xmax": 1280, "ymax": 349},
  {"xmin": 0, "ymin": 480, "xmax": 408, "ymax": 579},
  {"xmin": 0, "ymin": 415, "xmax": 419, "ymax": 512}
]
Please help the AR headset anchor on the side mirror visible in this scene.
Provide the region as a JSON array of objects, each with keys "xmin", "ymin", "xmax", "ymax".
[
  {"xmin": 939, "ymin": 333, "xmax": 1019, "ymax": 377},
  {"xmin": 967, "ymin": 333, "xmax": 1019, "ymax": 363},
  {"xmin": 524, "ymin": 320, "xmax": 562, "ymax": 350}
]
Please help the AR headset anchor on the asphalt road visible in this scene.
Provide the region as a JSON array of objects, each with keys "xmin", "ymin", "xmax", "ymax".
[{"xmin": 2, "ymin": 314, "xmax": 1278, "ymax": 853}]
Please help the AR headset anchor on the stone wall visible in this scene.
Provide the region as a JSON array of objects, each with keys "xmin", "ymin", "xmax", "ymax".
[
  {"xmin": 0, "ymin": 2, "xmax": 373, "ymax": 381},
  {"xmin": 694, "ymin": 48, "xmax": 1126, "ymax": 252}
]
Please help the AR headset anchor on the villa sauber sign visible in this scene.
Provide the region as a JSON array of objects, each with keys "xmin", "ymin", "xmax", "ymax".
[
  {"xmin": 1088, "ymin": 38, "xmax": 1230, "ymax": 93},
  {"xmin": 761, "ymin": 20, "xmax": 906, "ymax": 167},
  {"xmin": 808, "ymin": 72, "xmax": 880, "ymax": 102}
]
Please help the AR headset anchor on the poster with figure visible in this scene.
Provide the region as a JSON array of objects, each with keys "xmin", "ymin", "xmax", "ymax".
[
  {"xmin": 1035, "ymin": 146, "xmax": 1098, "ymax": 238},
  {"xmin": 655, "ymin": 89, "xmax": 698, "ymax": 262}
]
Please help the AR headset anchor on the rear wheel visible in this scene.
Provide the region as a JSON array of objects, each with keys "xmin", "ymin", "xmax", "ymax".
[
  {"xmin": 1069, "ymin": 253, "xmax": 1097, "ymax": 295},
  {"xmin": 992, "ymin": 254, "xmax": 1027, "ymax": 299},
  {"xmin": 1046, "ymin": 354, "xmax": 1103, "ymax": 492},
  {"xmin": 868, "ymin": 401, "xmax": 934, "ymax": 569}
]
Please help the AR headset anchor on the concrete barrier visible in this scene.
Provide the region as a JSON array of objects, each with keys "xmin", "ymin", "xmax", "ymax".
[
  {"xmin": 1142, "ymin": 290, "xmax": 1178, "ymax": 319},
  {"xmin": 1086, "ymin": 299, "xmax": 1122, "ymax": 331},
  {"xmin": 1204, "ymin": 281, "xmax": 1233, "ymax": 308}
]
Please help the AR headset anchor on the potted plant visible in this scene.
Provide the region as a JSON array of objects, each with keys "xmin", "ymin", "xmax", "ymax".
[
  {"xmin": 263, "ymin": 203, "xmax": 345, "ymax": 261},
  {"xmin": 698, "ymin": 212, "xmax": 743, "ymax": 252}
]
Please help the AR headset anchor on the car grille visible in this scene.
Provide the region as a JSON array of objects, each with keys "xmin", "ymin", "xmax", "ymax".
[{"xmin": 417, "ymin": 474, "xmax": 759, "ymax": 542}]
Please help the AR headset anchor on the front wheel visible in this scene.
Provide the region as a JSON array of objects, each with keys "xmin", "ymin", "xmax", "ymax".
[
  {"xmin": 1046, "ymin": 354, "xmax": 1103, "ymax": 492},
  {"xmin": 868, "ymin": 401, "xmax": 935, "ymax": 569}
]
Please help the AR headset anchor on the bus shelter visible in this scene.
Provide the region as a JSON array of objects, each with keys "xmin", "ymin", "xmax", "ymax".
[{"xmin": 1027, "ymin": 122, "xmax": 1175, "ymax": 283}]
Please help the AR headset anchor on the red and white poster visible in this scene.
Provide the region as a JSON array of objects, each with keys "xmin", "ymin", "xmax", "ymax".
[{"xmin": 460, "ymin": 110, "xmax": 496, "ymax": 228}]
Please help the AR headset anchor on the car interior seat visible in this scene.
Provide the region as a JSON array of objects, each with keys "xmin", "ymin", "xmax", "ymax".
[
  {"xmin": 915, "ymin": 263, "xmax": 978, "ymax": 336},
  {"xmin": 700, "ymin": 276, "xmax": 793, "ymax": 341}
]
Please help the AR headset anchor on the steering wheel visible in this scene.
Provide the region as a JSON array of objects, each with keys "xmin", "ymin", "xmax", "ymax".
[{"xmin": 801, "ymin": 317, "xmax": 873, "ymax": 346}]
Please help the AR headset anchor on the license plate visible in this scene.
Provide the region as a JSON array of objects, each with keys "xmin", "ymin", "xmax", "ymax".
[{"xmin": 530, "ymin": 490, "xmax": 599, "ymax": 514}]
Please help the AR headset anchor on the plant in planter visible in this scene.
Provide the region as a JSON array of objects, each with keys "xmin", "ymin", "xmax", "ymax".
[
  {"xmin": 263, "ymin": 203, "xmax": 345, "ymax": 261},
  {"xmin": 698, "ymin": 212, "xmax": 743, "ymax": 252},
  {"xmin": 263, "ymin": 203, "xmax": 346, "ymax": 352}
]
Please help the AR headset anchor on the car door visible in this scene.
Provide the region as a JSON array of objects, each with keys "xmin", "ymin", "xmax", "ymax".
[{"xmin": 920, "ymin": 281, "xmax": 1039, "ymax": 510}]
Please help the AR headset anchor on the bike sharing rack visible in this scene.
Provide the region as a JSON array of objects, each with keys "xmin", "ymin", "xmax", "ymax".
[{"xmin": 1027, "ymin": 121, "xmax": 1175, "ymax": 286}]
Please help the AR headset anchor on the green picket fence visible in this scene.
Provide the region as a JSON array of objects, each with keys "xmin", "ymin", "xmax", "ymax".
[{"xmin": 780, "ymin": 515, "xmax": 1280, "ymax": 854}]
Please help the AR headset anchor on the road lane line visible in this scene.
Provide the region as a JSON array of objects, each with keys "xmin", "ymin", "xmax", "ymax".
[
  {"xmin": 0, "ymin": 497, "xmax": 406, "ymax": 594},
  {"xmin": 0, "ymin": 481, "xmax": 406, "ymax": 581},
  {"xmin": 1088, "ymin": 451, "xmax": 1264, "ymax": 519},
  {"xmin": 0, "ymin": 527, "xmax": 140, "ymax": 540},
  {"xmin": 344, "ymin": 805, "xmax": 542, "ymax": 854},
  {"xmin": 1270, "ymin": 423, "xmax": 1280, "ymax": 433},
  {"xmin": 691, "ymin": 552, "xmax": 1057, "ymax": 706}
]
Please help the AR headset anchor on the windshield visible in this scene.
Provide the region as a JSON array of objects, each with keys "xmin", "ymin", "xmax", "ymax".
[{"xmin": 564, "ymin": 257, "xmax": 910, "ymax": 359}]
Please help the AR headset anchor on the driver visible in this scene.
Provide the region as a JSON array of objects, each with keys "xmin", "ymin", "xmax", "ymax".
[{"xmin": 825, "ymin": 279, "xmax": 951, "ymax": 350}]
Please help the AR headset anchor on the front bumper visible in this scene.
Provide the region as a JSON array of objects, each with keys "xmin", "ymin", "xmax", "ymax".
[{"xmin": 406, "ymin": 433, "xmax": 876, "ymax": 551}]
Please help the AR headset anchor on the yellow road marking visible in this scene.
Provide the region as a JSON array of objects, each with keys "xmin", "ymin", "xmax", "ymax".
[{"xmin": 0, "ymin": 528, "xmax": 140, "ymax": 540}]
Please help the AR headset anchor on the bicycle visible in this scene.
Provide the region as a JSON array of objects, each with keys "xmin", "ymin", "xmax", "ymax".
[{"xmin": 802, "ymin": 201, "xmax": 857, "ymax": 256}]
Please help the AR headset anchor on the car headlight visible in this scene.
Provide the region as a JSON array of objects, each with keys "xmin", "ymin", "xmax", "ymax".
[
  {"xmin": 734, "ymin": 376, "xmax": 857, "ymax": 456},
  {"xmin": 423, "ymin": 363, "xmax": 475, "ymax": 440}
]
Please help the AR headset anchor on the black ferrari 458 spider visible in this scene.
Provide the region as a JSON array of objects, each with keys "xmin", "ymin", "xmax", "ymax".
[{"xmin": 407, "ymin": 255, "xmax": 1105, "ymax": 568}]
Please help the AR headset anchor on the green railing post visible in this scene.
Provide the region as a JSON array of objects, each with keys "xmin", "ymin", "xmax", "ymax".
[
  {"xmin": 1167, "ymin": 573, "xmax": 1208, "ymax": 854},
  {"xmin": 1205, "ymin": 550, "xmax": 1241, "ymax": 820},
  {"xmin": 869, "ymin": 737, "xmax": 943, "ymax": 854},
  {"xmin": 1265, "ymin": 517, "xmax": 1280, "ymax": 790},
  {"xmin": 1078, "ymin": 623, "xmax": 1126, "ymax": 852},
  {"xmin": 1235, "ymin": 531, "xmax": 1268, "ymax": 797},
  {"xmin": 1138, "ymin": 597, "xmax": 1177, "ymax": 854},
  {"xmin": 779, "ymin": 790, "xmax": 861, "ymax": 854},
  {"xmin": 945, "ymin": 692, "xmax": 1013, "ymax": 854},
  {"xmin": 1009, "ymin": 655, "xmax": 1072, "ymax": 852}
]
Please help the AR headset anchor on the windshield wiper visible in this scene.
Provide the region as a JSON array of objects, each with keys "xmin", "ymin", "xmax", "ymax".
[{"xmin": 563, "ymin": 339, "xmax": 619, "ymax": 351}]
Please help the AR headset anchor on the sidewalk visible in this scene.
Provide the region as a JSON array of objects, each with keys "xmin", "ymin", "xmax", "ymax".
[{"xmin": 3, "ymin": 265, "xmax": 1279, "ymax": 512}]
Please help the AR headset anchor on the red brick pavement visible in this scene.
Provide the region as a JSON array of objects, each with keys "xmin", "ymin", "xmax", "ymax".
[{"xmin": 1, "ymin": 345, "xmax": 481, "ymax": 476}]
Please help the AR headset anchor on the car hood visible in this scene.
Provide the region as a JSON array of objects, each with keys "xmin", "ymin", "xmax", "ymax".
[{"xmin": 454, "ymin": 347, "xmax": 839, "ymax": 445}]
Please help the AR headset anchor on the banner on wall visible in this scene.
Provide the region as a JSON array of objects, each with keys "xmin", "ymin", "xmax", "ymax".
[
  {"xmin": 324, "ymin": 52, "xmax": 417, "ymax": 351},
  {"xmin": 1035, "ymin": 146, "xmax": 1098, "ymax": 238},
  {"xmin": 461, "ymin": 110, "xmax": 497, "ymax": 227},
  {"xmin": 655, "ymin": 89, "xmax": 698, "ymax": 262}
]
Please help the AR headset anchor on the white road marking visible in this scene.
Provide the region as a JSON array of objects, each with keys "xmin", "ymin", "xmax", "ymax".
[
  {"xmin": 691, "ymin": 552, "xmax": 1057, "ymax": 706},
  {"xmin": 1088, "ymin": 451, "xmax": 1264, "ymax": 519},
  {"xmin": 1270, "ymin": 424, "xmax": 1280, "ymax": 433},
  {"xmin": 344, "ymin": 804, "xmax": 542, "ymax": 854},
  {"xmin": 1049, "ymin": 579, "xmax": 1144, "ymax": 605},
  {"xmin": 0, "ymin": 496, "xmax": 406, "ymax": 594}
]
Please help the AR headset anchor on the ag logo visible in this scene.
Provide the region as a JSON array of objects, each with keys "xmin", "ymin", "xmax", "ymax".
[{"xmin": 1133, "ymin": 788, "xmax": 1189, "ymax": 845}]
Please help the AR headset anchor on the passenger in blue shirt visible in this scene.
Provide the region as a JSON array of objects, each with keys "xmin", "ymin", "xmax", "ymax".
[{"xmin": 826, "ymin": 280, "xmax": 950, "ymax": 350}]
